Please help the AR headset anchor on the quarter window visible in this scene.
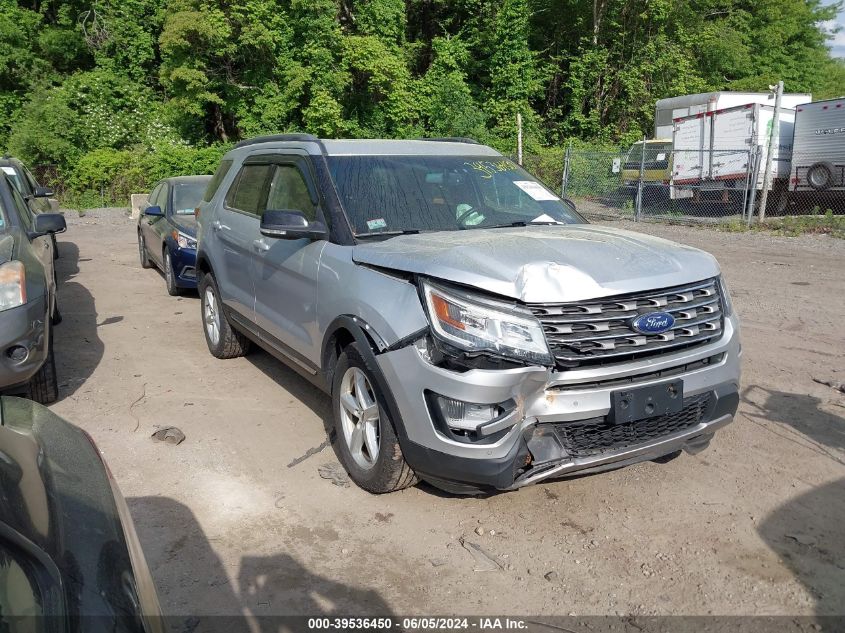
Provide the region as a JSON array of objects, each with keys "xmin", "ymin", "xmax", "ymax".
[
  {"xmin": 266, "ymin": 164, "xmax": 316, "ymax": 221},
  {"xmin": 225, "ymin": 164, "xmax": 272, "ymax": 216}
]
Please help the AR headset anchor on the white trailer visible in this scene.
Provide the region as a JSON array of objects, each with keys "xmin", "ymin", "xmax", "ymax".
[
  {"xmin": 655, "ymin": 91, "xmax": 811, "ymax": 139},
  {"xmin": 670, "ymin": 103, "xmax": 796, "ymax": 209},
  {"xmin": 789, "ymin": 97, "xmax": 845, "ymax": 198}
]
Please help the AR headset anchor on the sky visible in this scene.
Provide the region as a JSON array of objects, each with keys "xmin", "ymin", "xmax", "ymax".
[{"xmin": 825, "ymin": 3, "xmax": 845, "ymax": 58}]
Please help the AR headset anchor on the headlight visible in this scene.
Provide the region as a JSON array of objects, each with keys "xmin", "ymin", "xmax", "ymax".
[
  {"xmin": 717, "ymin": 275, "xmax": 734, "ymax": 316},
  {"xmin": 0, "ymin": 261, "xmax": 26, "ymax": 312},
  {"xmin": 421, "ymin": 280, "xmax": 553, "ymax": 366},
  {"xmin": 172, "ymin": 229, "xmax": 197, "ymax": 249}
]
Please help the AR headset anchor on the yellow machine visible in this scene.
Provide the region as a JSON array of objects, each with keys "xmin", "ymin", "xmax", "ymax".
[{"xmin": 621, "ymin": 139, "xmax": 672, "ymax": 186}]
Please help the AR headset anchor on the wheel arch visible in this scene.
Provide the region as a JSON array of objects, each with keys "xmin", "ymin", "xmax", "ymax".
[{"xmin": 321, "ymin": 316, "xmax": 387, "ymax": 388}]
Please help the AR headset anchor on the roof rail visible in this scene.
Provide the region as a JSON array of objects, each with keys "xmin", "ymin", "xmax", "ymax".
[
  {"xmin": 417, "ymin": 137, "xmax": 481, "ymax": 145},
  {"xmin": 233, "ymin": 133, "xmax": 319, "ymax": 149}
]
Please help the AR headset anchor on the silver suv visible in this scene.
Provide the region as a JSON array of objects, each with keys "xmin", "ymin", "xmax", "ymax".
[{"xmin": 196, "ymin": 135, "xmax": 741, "ymax": 494}]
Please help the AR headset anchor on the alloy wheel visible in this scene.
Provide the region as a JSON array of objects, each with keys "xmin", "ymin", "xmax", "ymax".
[
  {"xmin": 338, "ymin": 366, "xmax": 381, "ymax": 469},
  {"xmin": 203, "ymin": 287, "xmax": 221, "ymax": 346}
]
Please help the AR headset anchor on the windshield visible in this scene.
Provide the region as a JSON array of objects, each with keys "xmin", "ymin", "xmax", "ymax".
[
  {"xmin": 624, "ymin": 142, "xmax": 671, "ymax": 169},
  {"xmin": 326, "ymin": 155, "xmax": 583, "ymax": 235},
  {"xmin": 172, "ymin": 180, "xmax": 209, "ymax": 215},
  {"xmin": 1, "ymin": 167, "xmax": 23, "ymax": 194}
]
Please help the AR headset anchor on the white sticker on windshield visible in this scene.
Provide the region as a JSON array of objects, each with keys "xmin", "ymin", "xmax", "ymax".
[
  {"xmin": 514, "ymin": 181, "xmax": 559, "ymax": 201},
  {"xmin": 1, "ymin": 167, "xmax": 15, "ymax": 175},
  {"xmin": 366, "ymin": 218, "xmax": 387, "ymax": 230},
  {"xmin": 656, "ymin": 152, "xmax": 667, "ymax": 161},
  {"xmin": 531, "ymin": 213, "xmax": 562, "ymax": 224}
]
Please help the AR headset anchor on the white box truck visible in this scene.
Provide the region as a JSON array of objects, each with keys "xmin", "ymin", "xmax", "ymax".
[
  {"xmin": 789, "ymin": 98, "xmax": 845, "ymax": 207},
  {"xmin": 655, "ymin": 91, "xmax": 811, "ymax": 139},
  {"xmin": 670, "ymin": 103, "xmax": 796, "ymax": 211}
]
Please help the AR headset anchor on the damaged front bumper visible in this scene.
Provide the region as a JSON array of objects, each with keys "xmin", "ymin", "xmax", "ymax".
[{"xmin": 376, "ymin": 315, "xmax": 741, "ymax": 494}]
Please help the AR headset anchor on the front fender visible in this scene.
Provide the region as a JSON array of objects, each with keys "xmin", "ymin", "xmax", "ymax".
[{"xmin": 317, "ymin": 244, "xmax": 428, "ymax": 350}]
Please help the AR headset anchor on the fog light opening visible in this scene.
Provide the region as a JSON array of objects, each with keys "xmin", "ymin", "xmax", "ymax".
[
  {"xmin": 437, "ymin": 396, "xmax": 504, "ymax": 432},
  {"xmin": 6, "ymin": 345, "xmax": 28, "ymax": 363}
]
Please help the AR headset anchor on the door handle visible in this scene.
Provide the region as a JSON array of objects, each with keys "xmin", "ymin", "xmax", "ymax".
[
  {"xmin": 212, "ymin": 220, "xmax": 230, "ymax": 232},
  {"xmin": 252, "ymin": 239, "xmax": 270, "ymax": 252}
]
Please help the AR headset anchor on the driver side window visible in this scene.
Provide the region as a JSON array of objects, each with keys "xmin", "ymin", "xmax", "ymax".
[{"xmin": 265, "ymin": 164, "xmax": 316, "ymax": 222}]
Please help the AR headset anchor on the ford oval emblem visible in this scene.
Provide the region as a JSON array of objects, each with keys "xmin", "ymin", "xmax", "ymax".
[{"xmin": 631, "ymin": 311, "xmax": 675, "ymax": 335}]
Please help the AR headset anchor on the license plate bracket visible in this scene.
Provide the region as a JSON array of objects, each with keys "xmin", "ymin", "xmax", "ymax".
[{"xmin": 610, "ymin": 380, "xmax": 684, "ymax": 425}]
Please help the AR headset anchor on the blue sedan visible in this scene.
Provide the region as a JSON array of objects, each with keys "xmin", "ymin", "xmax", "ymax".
[{"xmin": 137, "ymin": 175, "xmax": 211, "ymax": 295}]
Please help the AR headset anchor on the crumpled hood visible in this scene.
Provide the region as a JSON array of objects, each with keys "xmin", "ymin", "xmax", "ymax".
[{"xmin": 352, "ymin": 225, "xmax": 721, "ymax": 303}]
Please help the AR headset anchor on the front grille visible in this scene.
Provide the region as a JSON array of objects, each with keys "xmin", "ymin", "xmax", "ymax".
[
  {"xmin": 551, "ymin": 393, "xmax": 712, "ymax": 458},
  {"xmin": 529, "ymin": 279, "xmax": 724, "ymax": 369}
]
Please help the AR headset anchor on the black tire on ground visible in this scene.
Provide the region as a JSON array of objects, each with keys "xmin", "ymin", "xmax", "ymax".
[
  {"xmin": 164, "ymin": 250, "xmax": 181, "ymax": 296},
  {"xmin": 331, "ymin": 342, "xmax": 418, "ymax": 494},
  {"xmin": 51, "ymin": 299, "xmax": 62, "ymax": 326},
  {"xmin": 199, "ymin": 273, "xmax": 250, "ymax": 359},
  {"xmin": 138, "ymin": 232, "xmax": 152, "ymax": 269},
  {"xmin": 28, "ymin": 332, "xmax": 59, "ymax": 404}
]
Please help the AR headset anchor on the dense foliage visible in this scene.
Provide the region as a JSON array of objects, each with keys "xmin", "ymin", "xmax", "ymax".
[{"xmin": 0, "ymin": 0, "xmax": 842, "ymax": 199}]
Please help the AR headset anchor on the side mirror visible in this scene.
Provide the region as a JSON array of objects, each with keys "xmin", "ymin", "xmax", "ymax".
[
  {"xmin": 32, "ymin": 213, "xmax": 67, "ymax": 236},
  {"xmin": 143, "ymin": 205, "xmax": 164, "ymax": 217},
  {"xmin": 260, "ymin": 209, "xmax": 327, "ymax": 240},
  {"xmin": 33, "ymin": 186, "xmax": 53, "ymax": 198}
]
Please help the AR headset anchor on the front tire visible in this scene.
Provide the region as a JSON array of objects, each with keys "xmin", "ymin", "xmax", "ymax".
[
  {"xmin": 331, "ymin": 343, "xmax": 417, "ymax": 494},
  {"xmin": 199, "ymin": 273, "xmax": 250, "ymax": 359},
  {"xmin": 28, "ymin": 332, "xmax": 58, "ymax": 404},
  {"xmin": 138, "ymin": 232, "xmax": 151, "ymax": 269},
  {"xmin": 164, "ymin": 250, "xmax": 181, "ymax": 296}
]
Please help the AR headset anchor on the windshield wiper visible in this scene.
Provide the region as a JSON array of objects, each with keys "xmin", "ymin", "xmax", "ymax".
[
  {"xmin": 354, "ymin": 229, "xmax": 422, "ymax": 239},
  {"xmin": 470, "ymin": 220, "xmax": 560, "ymax": 230}
]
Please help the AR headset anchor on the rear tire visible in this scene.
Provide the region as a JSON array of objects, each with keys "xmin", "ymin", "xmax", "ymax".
[
  {"xmin": 199, "ymin": 273, "xmax": 250, "ymax": 359},
  {"xmin": 164, "ymin": 250, "xmax": 181, "ymax": 296},
  {"xmin": 138, "ymin": 232, "xmax": 151, "ymax": 269},
  {"xmin": 28, "ymin": 333, "xmax": 58, "ymax": 404},
  {"xmin": 331, "ymin": 342, "xmax": 417, "ymax": 494}
]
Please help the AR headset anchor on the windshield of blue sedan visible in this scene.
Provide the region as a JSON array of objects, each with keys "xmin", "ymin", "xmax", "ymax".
[
  {"xmin": 172, "ymin": 181, "xmax": 209, "ymax": 215},
  {"xmin": 326, "ymin": 155, "xmax": 584, "ymax": 235}
]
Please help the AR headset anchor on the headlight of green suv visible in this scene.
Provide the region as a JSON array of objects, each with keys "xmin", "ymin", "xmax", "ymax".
[
  {"xmin": 421, "ymin": 279, "xmax": 553, "ymax": 366},
  {"xmin": 0, "ymin": 260, "xmax": 26, "ymax": 312}
]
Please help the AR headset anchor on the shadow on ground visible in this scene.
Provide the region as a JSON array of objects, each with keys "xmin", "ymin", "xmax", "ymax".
[
  {"xmin": 758, "ymin": 478, "xmax": 845, "ymax": 615},
  {"xmin": 742, "ymin": 384, "xmax": 845, "ymax": 464},
  {"xmin": 129, "ymin": 496, "xmax": 395, "ymax": 632},
  {"xmin": 53, "ymin": 239, "xmax": 107, "ymax": 402}
]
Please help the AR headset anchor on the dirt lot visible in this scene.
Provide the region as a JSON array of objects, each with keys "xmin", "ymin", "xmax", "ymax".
[{"xmin": 48, "ymin": 210, "xmax": 844, "ymax": 621}]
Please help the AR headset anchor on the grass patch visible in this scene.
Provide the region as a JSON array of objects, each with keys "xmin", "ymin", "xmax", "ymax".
[{"xmin": 719, "ymin": 211, "xmax": 845, "ymax": 239}]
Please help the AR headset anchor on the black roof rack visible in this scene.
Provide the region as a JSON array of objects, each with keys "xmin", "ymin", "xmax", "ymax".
[
  {"xmin": 233, "ymin": 133, "xmax": 319, "ymax": 149},
  {"xmin": 417, "ymin": 137, "xmax": 481, "ymax": 145}
]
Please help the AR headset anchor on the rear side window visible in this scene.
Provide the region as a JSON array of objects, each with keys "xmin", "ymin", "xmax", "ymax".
[
  {"xmin": 225, "ymin": 164, "xmax": 272, "ymax": 216},
  {"xmin": 204, "ymin": 160, "xmax": 233, "ymax": 202}
]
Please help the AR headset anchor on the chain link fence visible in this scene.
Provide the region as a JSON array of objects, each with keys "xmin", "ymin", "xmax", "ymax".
[{"xmin": 553, "ymin": 145, "xmax": 845, "ymax": 225}]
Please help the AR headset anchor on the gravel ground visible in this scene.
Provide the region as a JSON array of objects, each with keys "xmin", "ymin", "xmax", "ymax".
[{"xmin": 48, "ymin": 209, "xmax": 845, "ymax": 622}]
